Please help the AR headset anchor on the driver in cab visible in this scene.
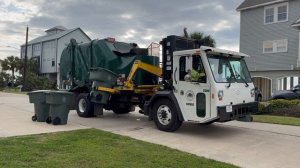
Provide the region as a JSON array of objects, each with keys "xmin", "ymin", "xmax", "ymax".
[{"xmin": 185, "ymin": 57, "xmax": 206, "ymax": 82}]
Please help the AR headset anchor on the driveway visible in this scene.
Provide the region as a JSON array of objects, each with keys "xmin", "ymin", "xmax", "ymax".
[{"xmin": 1, "ymin": 92, "xmax": 300, "ymax": 168}]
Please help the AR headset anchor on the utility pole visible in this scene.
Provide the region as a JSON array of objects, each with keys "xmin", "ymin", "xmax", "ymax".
[{"xmin": 22, "ymin": 26, "xmax": 28, "ymax": 91}]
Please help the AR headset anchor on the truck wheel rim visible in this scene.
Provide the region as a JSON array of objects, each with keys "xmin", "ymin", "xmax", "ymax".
[
  {"xmin": 78, "ymin": 99, "xmax": 87, "ymax": 113},
  {"xmin": 157, "ymin": 105, "xmax": 172, "ymax": 125}
]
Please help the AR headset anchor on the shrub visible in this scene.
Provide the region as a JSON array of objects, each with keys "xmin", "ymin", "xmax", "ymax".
[
  {"xmin": 24, "ymin": 72, "xmax": 57, "ymax": 91},
  {"xmin": 258, "ymin": 99, "xmax": 300, "ymax": 118}
]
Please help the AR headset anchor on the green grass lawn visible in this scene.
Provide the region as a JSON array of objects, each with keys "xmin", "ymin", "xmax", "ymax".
[
  {"xmin": 253, "ymin": 115, "xmax": 300, "ymax": 126},
  {"xmin": 0, "ymin": 129, "xmax": 236, "ymax": 168}
]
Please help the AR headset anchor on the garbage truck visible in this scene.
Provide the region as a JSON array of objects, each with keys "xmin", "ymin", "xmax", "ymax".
[{"xmin": 60, "ymin": 35, "xmax": 258, "ymax": 132}]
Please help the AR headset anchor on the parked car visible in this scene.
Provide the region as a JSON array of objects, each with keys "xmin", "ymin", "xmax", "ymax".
[
  {"xmin": 272, "ymin": 84, "xmax": 300, "ymax": 99},
  {"xmin": 255, "ymin": 87, "xmax": 262, "ymax": 102}
]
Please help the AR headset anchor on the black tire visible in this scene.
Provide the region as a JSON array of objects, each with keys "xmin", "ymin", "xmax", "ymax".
[
  {"xmin": 32, "ymin": 115, "xmax": 37, "ymax": 122},
  {"xmin": 52, "ymin": 117, "xmax": 61, "ymax": 125},
  {"xmin": 76, "ymin": 93, "xmax": 94, "ymax": 118},
  {"xmin": 152, "ymin": 99, "xmax": 182, "ymax": 132},
  {"xmin": 46, "ymin": 117, "xmax": 52, "ymax": 124},
  {"xmin": 257, "ymin": 95, "xmax": 262, "ymax": 102}
]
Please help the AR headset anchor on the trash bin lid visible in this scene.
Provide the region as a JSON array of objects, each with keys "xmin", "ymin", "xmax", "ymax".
[
  {"xmin": 27, "ymin": 90, "xmax": 52, "ymax": 95},
  {"xmin": 48, "ymin": 90, "xmax": 74, "ymax": 95}
]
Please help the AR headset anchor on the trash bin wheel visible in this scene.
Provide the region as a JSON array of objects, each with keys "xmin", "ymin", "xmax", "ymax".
[
  {"xmin": 46, "ymin": 117, "xmax": 52, "ymax": 124},
  {"xmin": 76, "ymin": 93, "xmax": 94, "ymax": 118},
  {"xmin": 32, "ymin": 115, "xmax": 37, "ymax": 122},
  {"xmin": 52, "ymin": 117, "xmax": 61, "ymax": 125}
]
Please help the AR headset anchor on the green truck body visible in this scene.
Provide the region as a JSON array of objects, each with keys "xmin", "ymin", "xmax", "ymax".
[{"xmin": 60, "ymin": 38, "xmax": 159, "ymax": 90}]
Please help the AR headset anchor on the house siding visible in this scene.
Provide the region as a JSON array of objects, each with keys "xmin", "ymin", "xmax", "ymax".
[
  {"xmin": 240, "ymin": 0, "xmax": 300, "ymax": 71},
  {"xmin": 41, "ymin": 40, "xmax": 57, "ymax": 73}
]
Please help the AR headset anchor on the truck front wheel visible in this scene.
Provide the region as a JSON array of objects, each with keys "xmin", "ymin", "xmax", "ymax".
[
  {"xmin": 76, "ymin": 93, "xmax": 94, "ymax": 117},
  {"xmin": 153, "ymin": 99, "xmax": 182, "ymax": 132}
]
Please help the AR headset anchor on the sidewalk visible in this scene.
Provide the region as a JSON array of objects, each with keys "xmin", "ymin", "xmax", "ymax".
[{"xmin": 0, "ymin": 92, "xmax": 88, "ymax": 137}]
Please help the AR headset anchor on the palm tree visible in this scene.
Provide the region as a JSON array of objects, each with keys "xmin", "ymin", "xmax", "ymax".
[
  {"xmin": 1, "ymin": 56, "xmax": 20, "ymax": 82},
  {"xmin": 183, "ymin": 28, "xmax": 216, "ymax": 47},
  {"xmin": 0, "ymin": 71, "xmax": 10, "ymax": 87}
]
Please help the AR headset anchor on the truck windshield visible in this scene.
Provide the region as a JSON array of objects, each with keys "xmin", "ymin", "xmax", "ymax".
[{"xmin": 207, "ymin": 55, "xmax": 252, "ymax": 83}]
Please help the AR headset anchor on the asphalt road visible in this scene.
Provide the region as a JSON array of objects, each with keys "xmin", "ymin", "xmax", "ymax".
[{"xmin": 1, "ymin": 92, "xmax": 300, "ymax": 168}]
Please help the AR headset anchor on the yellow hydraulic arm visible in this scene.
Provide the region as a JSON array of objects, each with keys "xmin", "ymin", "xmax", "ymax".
[
  {"xmin": 96, "ymin": 60, "xmax": 162, "ymax": 95},
  {"xmin": 124, "ymin": 60, "xmax": 162, "ymax": 90}
]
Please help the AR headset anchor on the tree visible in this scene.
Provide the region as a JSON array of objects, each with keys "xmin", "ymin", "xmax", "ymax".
[
  {"xmin": 18, "ymin": 58, "xmax": 56, "ymax": 91},
  {"xmin": 183, "ymin": 28, "xmax": 216, "ymax": 47},
  {"xmin": 1, "ymin": 56, "xmax": 21, "ymax": 81},
  {"xmin": 18, "ymin": 58, "xmax": 39, "ymax": 75},
  {"xmin": 190, "ymin": 32, "xmax": 216, "ymax": 47},
  {"xmin": 0, "ymin": 72, "xmax": 10, "ymax": 88}
]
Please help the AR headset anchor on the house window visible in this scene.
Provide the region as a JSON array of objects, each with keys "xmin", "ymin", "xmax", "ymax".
[
  {"xmin": 276, "ymin": 40, "xmax": 287, "ymax": 52},
  {"xmin": 265, "ymin": 8, "xmax": 274, "ymax": 23},
  {"xmin": 52, "ymin": 59, "xmax": 55, "ymax": 67},
  {"xmin": 278, "ymin": 6, "xmax": 287, "ymax": 21},
  {"xmin": 33, "ymin": 45, "xmax": 40, "ymax": 52},
  {"xmin": 263, "ymin": 41, "xmax": 273, "ymax": 53},
  {"xmin": 263, "ymin": 39, "xmax": 288, "ymax": 53},
  {"xmin": 264, "ymin": 3, "xmax": 288, "ymax": 24}
]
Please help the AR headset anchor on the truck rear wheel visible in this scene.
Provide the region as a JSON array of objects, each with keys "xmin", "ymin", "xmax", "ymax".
[
  {"xmin": 153, "ymin": 99, "xmax": 182, "ymax": 132},
  {"xmin": 76, "ymin": 93, "xmax": 94, "ymax": 117}
]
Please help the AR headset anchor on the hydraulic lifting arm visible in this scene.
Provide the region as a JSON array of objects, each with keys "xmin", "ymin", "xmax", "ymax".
[
  {"xmin": 124, "ymin": 60, "xmax": 162, "ymax": 90},
  {"xmin": 96, "ymin": 60, "xmax": 162, "ymax": 95}
]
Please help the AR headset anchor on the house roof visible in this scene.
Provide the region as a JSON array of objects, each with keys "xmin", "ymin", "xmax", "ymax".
[
  {"xmin": 292, "ymin": 19, "xmax": 300, "ymax": 27},
  {"xmin": 22, "ymin": 27, "xmax": 91, "ymax": 46},
  {"xmin": 237, "ymin": 0, "xmax": 287, "ymax": 11},
  {"xmin": 45, "ymin": 26, "xmax": 67, "ymax": 32}
]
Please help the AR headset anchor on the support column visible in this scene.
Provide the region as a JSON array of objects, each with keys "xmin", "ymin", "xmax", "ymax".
[{"xmin": 298, "ymin": 32, "xmax": 300, "ymax": 63}]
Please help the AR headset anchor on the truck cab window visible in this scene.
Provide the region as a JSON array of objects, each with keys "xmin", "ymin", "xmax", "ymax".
[
  {"xmin": 179, "ymin": 56, "xmax": 187, "ymax": 81},
  {"xmin": 181, "ymin": 55, "xmax": 206, "ymax": 83},
  {"xmin": 184, "ymin": 55, "xmax": 206, "ymax": 83}
]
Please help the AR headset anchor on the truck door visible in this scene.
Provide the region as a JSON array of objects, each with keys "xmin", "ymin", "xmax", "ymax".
[{"xmin": 173, "ymin": 54, "xmax": 211, "ymax": 122}]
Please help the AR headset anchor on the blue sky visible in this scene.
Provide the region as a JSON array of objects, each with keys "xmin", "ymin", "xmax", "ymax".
[{"xmin": 0, "ymin": 0, "xmax": 244, "ymax": 60}]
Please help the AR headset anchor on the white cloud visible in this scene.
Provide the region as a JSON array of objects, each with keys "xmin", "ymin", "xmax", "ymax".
[
  {"xmin": 218, "ymin": 44, "xmax": 239, "ymax": 52},
  {"xmin": 215, "ymin": 4, "xmax": 224, "ymax": 10},
  {"xmin": 212, "ymin": 20, "xmax": 232, "ymax": 32},
  {"xmin": 121, "ymin": 14, "xmax": 132, "ymax": 19},
  {"xmin": 196, "ymin": 23, "xmax": 204, "ymax": 28},
  {"xmin": 0, "ymin": 0, "xmax": 40, "ymax": 22},
  {"xmin": 121, "ymin": 29, "xmax": 137, "ymax": 39},
  {"xmin": 143, "ymin": 35, "xmax": 152, "ymax": 40},
  {"xmin": 182, "ymin": 2, "xmax": 219, "ymax": 11}
]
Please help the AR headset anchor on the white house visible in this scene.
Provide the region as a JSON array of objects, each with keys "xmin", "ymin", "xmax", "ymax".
[{"xmin": 20, "ymin": 26, "xmax": 91, "ymax": 86}]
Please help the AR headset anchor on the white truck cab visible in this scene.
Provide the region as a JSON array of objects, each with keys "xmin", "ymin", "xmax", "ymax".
[
  {"xmin": 172, "ymin": 47, "xmax": 257, "ymax": 124},
  {"xmin": 145, "ymin": 40, "xmax": 258, "ymax": 132}
]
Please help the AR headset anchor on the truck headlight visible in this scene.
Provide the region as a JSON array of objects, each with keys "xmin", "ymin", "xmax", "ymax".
[{"xmin": 218, "ymin": 90, "xmax": 224, "ymax": 101}]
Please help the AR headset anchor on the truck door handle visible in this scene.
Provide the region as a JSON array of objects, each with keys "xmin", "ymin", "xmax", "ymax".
[{"xmin": 174, "ymin": 67, "xmax": 177, "ymax": 84}]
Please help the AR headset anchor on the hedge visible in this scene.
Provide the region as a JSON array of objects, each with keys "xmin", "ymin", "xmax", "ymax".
[{"xmin": 258, "ymin": 99, "xmax": 300, "ymax": 118}]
